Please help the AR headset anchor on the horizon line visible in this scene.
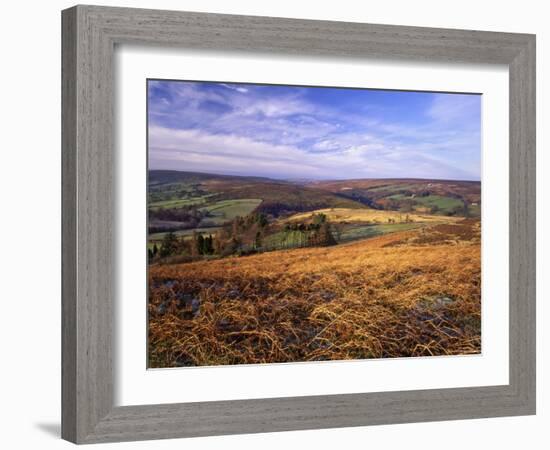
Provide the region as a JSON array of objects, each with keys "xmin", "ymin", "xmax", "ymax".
[{"xmin": 148, "ymin": 168, "xmax": 481, "ymax": 183}]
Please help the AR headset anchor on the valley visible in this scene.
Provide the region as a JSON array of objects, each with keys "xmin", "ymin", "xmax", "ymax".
[{"xmin": 147, "ymin": 170, "xmax": 481, "ymax": 367}]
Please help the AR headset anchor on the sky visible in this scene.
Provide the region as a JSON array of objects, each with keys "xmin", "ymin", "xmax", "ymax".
[{"xmin": 147, "ymin": 79, "xmax": 481, "ymax": 181}]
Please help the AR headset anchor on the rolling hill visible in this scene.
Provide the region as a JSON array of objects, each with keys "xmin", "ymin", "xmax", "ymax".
[
  {"xmin": 148, "ymin": 219, "xmax": 481, "ymax": 367},
  {"xmin": 147, "ymin": 170, "xmax": 481, "ymax": 257},
  {"xmin": 308, "ymin": 178, "xmax": 481, "ymax": 216}
]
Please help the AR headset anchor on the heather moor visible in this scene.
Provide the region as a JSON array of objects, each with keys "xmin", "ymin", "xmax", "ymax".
[{"xmin": 147, "ymin": 80, "xmax": 481, "ymax": 368}]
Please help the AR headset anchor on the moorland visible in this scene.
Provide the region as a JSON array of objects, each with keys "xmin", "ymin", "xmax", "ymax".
[{"xmin": 147, "ymin": 170, "xmax": 481, "ymax": 367}]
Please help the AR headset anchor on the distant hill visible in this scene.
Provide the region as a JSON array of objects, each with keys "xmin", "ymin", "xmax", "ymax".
[
  {"xmin": 148, "ymin": 170, "xmax": 481, "ymax": 218},
  {"xmin": 308, "ymin": 178, "xmax": 481, "ymax": 217},
  {"xmin": 148, "ymin": 170, "xmax": 273, "ymax": 186},
  {"xmin": 148, "ymin": 170, "xmax": 366, "ymax": 216}
]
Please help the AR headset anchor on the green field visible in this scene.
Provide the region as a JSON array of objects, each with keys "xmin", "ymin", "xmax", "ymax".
[
  {"xmin": 412, "ymin": 195, "xmax": 464, "ymax": 211},
  {"xmin": 148, "ymin": 226, "xmax": 221, "ymax": 243},
  {"xmin": 385, "ymin": 193, "xmax": 464, "ymax": 214},
  {"xmin": 468, "ymin": 203, "xmax": 481, "ymax": 217},
  {"xmin": 198, "ymin": 199, "xmax": 262, "ymax": 226},
  {"xmin": 367, "ymin": 183, "xmax": 420, "ymax": 192},
  {"xmin": 340, "ymin": 223, "xmax": 423, "ymax": 242},
  {"xmin": 262, "ymin": 230, "xmax": 310, "ymax": 249},
  {"xmin": 146, "ymin": 172, "xmax": 480, "ymax": 260},
  {"xmin": 149, "ymin": 194, "xmax": 215, "ymax": 210},
  {"xmin": 262, "ymin": 222, "xmax": 424, "ymax": 251}
]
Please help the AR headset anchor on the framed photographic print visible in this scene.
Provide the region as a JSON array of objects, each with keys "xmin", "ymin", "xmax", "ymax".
[
  {"xmin": 146, "ymin": 80, "xmax": 483, "ymax": 368},
  {"xmin": 62, "ymin": 5, "xmax": 536, "ymax": 444}
]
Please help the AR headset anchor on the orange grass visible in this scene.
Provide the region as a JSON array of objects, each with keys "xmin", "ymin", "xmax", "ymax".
[{"xmin": 148, "ymin": 219, "xmax": 481, "ymax": 367}]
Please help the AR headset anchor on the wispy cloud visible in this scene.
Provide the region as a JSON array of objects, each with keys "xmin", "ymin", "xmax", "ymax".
[
  {"xmin": 148, "ymin": 80, "xmax": 481, "ymax": 180},
  {"xmin": 220, "ymin": 83, "xmax": 249, "ymax": 94}
]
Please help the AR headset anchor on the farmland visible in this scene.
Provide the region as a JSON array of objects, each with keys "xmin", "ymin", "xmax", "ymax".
[
  {"xmin": 198, "ymin": 199, "xmax": 263, "ymax": 226},
  {"xmin": 309, "ymin": 178, "xmax": 481, "ymax": 216},
  {"xmin": 146, "ymin": 78, "xmax": 483, "ymax": 368},
  {"xmin": 147, "ymin": 171, "xmax": 477, "ymax": 256},
  {"xmin": 147, "ymin": 170, "xmax": 481, "ymax": 367}
]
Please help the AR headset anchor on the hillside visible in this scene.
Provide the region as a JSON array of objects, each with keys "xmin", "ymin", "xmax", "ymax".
[
  {"xmin": 284, "ymin": 207, "xmax": 460, "ymax": 224},
  {"xmin": 149, "ymin": 169, "xmax": 273, "ymax": 185},
  {"xmin": 147, "ymin": 171, "xmax": 481, "ymax": 262},
  {"xmin": 149, "ymin": 170, "xmax": 365, "ymax": 214},
  {"xmin": 148, "ymin": 219, "xmax": 481, "ymax": 367},
  {"xmin": 309, "ymin": 178, "xmax": 481, "ymax": 216}
]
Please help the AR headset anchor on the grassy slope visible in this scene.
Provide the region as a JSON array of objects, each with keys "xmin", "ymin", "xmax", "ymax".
[
  {"xmin": 340, "ymin": 222, "xmax": 423, "ymax": 241},
  {"xmin": 198, "ymin": 199, "xmax": 263, "ymax": 226},
  {"xmin": 148, "ymin": 219, "xmax": 481, "ymax": 367},
  {"xmin": 149, "ymin": 170, "xmax": 366, "ymax": 213},
  {"xmin": 310, "ymin": 178, "xmax": 481, "ymax": 215},
  {"xmin": 149, "ymin": 195, "xmax": 214, "ymax": 210},
  {"xmin": 285, "ymin": 207, "xmax": 459, "ymax": 224}
]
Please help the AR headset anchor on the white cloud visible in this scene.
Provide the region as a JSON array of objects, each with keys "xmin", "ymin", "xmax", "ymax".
[
  {"xmin": 148, "ymin": 125, "xmax": 477, "ymax": 180},
  {"xmin": 427, "ymin": 94, "xmax": 481, "ymax": 123},
  {"xmin": 148, "ymin": 82, "xmax": 481, "ymax": 180},
  {"xmin": 220, "ymin": 83, "xmax": 249, "ymax": 93}
]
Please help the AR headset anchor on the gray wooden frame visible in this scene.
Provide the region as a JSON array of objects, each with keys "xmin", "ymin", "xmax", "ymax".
[{"xmin": 61, "ymin": 4, "xmax": 536, "ymax": 444}]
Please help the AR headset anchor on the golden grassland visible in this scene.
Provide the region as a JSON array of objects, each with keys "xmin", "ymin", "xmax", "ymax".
[
  {"xmin": 285, "ymin": 207, "xmax": 460, "ymax": 224},
  {"xmin": 148, "ymin": 219, "xmax": 481, "ymax": 367}
]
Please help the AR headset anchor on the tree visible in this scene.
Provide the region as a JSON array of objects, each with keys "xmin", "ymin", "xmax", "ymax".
[
  {"xmin": 332, "ymin": 222, "xmax": 344, "ymax": 242},
  {"xmin": 197, "ymin": 234, "xmax": 205, "ymax": 254},
  {"xmin": 312, "ymin": 213, "xmax": 327, "ymax": 225},
  {"xmin": 160, "ymin": 231, "xmax": 178, "ymax": 257},
  {"xmin": 318, "ymin": 222, "xmax": 337, "ymax": 246},
  {"xmin": 213, "ymin": 236, "xmax": 224, "ymax": 254},
  {"xmin": 204, "ymin": 234, "xmax": 214, "ymax": 254},
  {"xmin": 254, "ymin": 231, "xmax": 262, "ymax": 249},
  {"xmin": 256, "ymin": 213, "xmax": 268, "ymax": 228},
  {"xmin": 231, "ymin": 217, "xmax": 240, "ymax": 239},
  {"xmin": 190, "ymin": 231, "xmax": 200, "ymax": 257},
  {"xmin": 309, "ymin": 221, "xmax": 336, "ymax": 247},
  {"xmin": 463, "ymin": 200, "xmax": 470, "ymax": 218}
]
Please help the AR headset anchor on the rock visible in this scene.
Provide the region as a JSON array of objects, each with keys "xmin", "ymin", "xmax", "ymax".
[
  {"xmin": 218, "ymin": 318, "xmax": 230, "ymax": 329},
  {"xmin": 177, "ymin": 293, "xmax": 200, "ymax": 318},
  {"xmin": 319, "ymin": 291, "xmax": 336, "ymax": 302},
  {"xmin": 417, "ymin": 295, "xmax": 456, "ymax": 311},
  {"xmin": 226, "ymin": 289, "xmax": 241, "ymax": 300},
  {"xmin": 434, "ymin": 296, "xmax": 455, "ymax": 306},
  {"xmin": 190, "ymin": 298, "xmax": 200, "ymax": 316},
  {"xmin": 156, "ymin": 302, "xmax": 168, "ymax": 315},
  {"xmin": 175, "ymin": 354, "xmax": 195, "ymax": 367}
]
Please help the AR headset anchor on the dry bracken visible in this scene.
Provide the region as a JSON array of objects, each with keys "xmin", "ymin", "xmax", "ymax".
[{"xmin": 148, "ymin": 219, "xmax": 481, "ymax": 367}]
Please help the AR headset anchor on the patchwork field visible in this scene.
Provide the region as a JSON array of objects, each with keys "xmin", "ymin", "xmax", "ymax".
[
  {"xmin": 148, "ymin": 219, "xmax": 481, "ymax": 367},
  {"xmin": 147, "ymin": 171, "xmax": 482, "ymax": 367},
  {"xmin": 146, "ymin": 75, "xmax": 483, "ymax": 370},
  {"xmin": 310, "ymin": 178, "xmax": 480, "ymax": 216}
]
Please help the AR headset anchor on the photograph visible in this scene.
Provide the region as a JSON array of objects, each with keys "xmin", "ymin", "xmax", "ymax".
[{"xmin": 146, "ymin": 79, "xmax": 482, "ymax": 368}]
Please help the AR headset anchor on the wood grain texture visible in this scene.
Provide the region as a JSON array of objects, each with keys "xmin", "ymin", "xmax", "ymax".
[
  {"xmin": 61, "ymin": 7, "xmax": 77, "ymax": 443},
  {"xmin": 61, "ymin": 5, "xmax": 536, "ymax": 444}
]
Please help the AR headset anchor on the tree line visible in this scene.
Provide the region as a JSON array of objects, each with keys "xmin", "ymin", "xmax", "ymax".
[{"xmin": 148, "ymin": 212, "xmax": 339, "ymax": 263}]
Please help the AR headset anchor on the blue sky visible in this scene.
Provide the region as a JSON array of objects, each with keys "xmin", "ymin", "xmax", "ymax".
[{"xmin": 148, "ymin": 80, "xmax": 481, "ymax": 181}]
